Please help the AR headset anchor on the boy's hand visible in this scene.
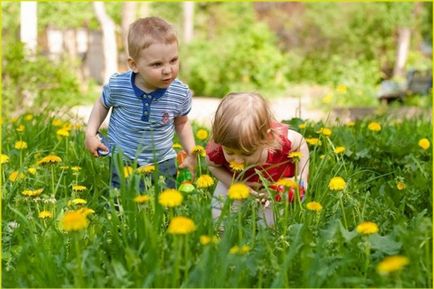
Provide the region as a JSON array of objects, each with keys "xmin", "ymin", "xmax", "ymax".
[
  {"xmin": 85, "ymin": 134, "xmax": 109, "ymax": 157},
  {"xmin": 179, "ymin": 153, "xmax": 197, "ymax": 179}
]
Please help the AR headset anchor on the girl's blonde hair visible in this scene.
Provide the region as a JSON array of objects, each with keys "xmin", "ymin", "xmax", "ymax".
[
  {"xmin": 212, "ymin": 92, "xmax": 280, "ymax": 154},
  {"xmin": 128, "ymin": 17, "xmax": 178, "ymax": 60}
]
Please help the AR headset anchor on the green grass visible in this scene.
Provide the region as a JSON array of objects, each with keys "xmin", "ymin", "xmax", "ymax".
[{"xmin": 1, "ymin": 111, "xmax": 432, "ymax": 288}]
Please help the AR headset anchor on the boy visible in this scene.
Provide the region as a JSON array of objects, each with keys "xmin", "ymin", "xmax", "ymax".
[{"xmin": 85, "ymin": 17, "xmax": 196, "ymax": 188}]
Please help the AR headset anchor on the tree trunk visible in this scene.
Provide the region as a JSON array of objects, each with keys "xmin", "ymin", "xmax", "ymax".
[
  {"xmin": 20, "ymin": 1, "xmax": 37, "ymax": 55},
  {"xmin": 183, "ymin": 2, "xmax": 194, "ymax": 44},
  {"xmin": 393, "ymin": 27, "xmax": 411, "ymax": 79},
  {"xmin": 93, "ymin": 2, "xmax": 118, "ymax": 83},
  {"xmin": 121, "ymin": 2, "xmax": 137, "ymax": 57}
]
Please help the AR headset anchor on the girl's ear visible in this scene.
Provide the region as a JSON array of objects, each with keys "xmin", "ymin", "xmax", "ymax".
[{"xmin": 128, "ymin": 57, "xmax": 138, "ymax": 72}]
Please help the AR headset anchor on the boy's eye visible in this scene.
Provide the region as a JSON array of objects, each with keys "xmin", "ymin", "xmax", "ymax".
[
  {"xmin": 151, "ymin": 62, "xmax": 162, "ymax": 67},
  {"xmin": 170, "ymin": 57, "xmax": 178, "ymax": 64}
]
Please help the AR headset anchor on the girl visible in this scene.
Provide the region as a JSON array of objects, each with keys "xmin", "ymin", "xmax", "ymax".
[{"xmin": 205, "ymin": 92, "xmax": 309, "ymax": 226}]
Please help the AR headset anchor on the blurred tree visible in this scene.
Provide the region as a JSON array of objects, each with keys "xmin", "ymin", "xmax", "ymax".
[
  {"xmin": 20, "ymin": 1, "xmax": 37, "ymax": 55},
  {"xmin": 183, "ymin": 2, "xmax": 194, "ymax": 44},
  {"xmin": 121, "ymin": 2, "xmax": 138, "ymax": 65},
  {"xmin": 93, "ymin": 2, "xmax": 118, "ymax": 82}
]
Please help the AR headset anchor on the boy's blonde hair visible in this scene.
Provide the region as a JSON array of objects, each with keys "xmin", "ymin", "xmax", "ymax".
[
  {"xmin": 128, "ymin": 17, "xmax": 178, "ymax": 60},
  {"xmin": 212, "ymin": 92, "xmax": 280, "ymax": 154}
]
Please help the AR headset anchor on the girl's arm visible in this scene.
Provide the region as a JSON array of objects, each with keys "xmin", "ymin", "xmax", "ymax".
[
  {"xmin": 85, "ymin": 98, "xmax": 110, "ymax": 156},
  {"xmin": 205, "ymin": 156, "xmax": 233, "ymax": 187},
  {"xmin": 287, "ymin": 129, "xmax": 310, "ymax": 189}
]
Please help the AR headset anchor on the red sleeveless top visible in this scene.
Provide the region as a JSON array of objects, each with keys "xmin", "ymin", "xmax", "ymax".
[{"xmin": 205, "ymin": 122, "xmax": 295, "ymax": 185}]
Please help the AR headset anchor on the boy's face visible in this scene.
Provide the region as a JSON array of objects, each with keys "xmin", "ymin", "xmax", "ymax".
[{"xmin": 129, "ymin": 42, "xmax": 179, "ymax": 92}]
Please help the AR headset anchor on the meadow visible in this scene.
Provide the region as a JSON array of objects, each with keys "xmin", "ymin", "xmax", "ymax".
[{"xmin": 1, "ymin": 111, "xmax": 432, "ymax": 288}]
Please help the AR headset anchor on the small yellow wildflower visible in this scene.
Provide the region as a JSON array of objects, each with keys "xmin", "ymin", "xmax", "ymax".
[
  {"xmin": 200, "ymin": 235, "xmax": 212, "ymax": 245},
  {"xmin": 38, "ymin": 210, "xmax": 53, "ymax": 219},
  {"xmin": 336, "ymin": 84, "xmax": 347, "ymax": 94},
  {"xmin": 368, "ymin": 122, "xmax": 381, "ymax": 132},
  {"xmin": 377, "ymin": 255, "xmax": 409, "ymax": 275},
  {"xmin": 196, "ymin": 174, "xmax": 214, "ymax": 189},
  {"xmin": 16, "ymin": 124, "xmax": 25, "ymax": 132},
  {"xmin": 9, "ymin": 171, "xmax": 25, "ymax": 182},
  {"xmin": 196, "ymin": 129, "xmax": 209, "ymax": 141},
  {"xmin": 356, "ymin": 221, "xmax": 379, "ymax": 235},
  {"xmin": 1, "ymin": 154, "xmax": 10, "ymax": 164},
  {"xmin": 322, "ymin": 93, "xmax": 333, "ymax": 104},
  {"xmin": 229, "ymin": 245, "xmax": 240, "ymax": 254},
  {"xmin": 298, "ymin": 123, "xmax": 307, "ymax": 129},
  {"xmin": 56, "ymin": 128, "xmax": 70, "ymax": 137},
  {"xmin": 192, "ymin": 145, "xmax": 206, "ymax": 157},
  {"xmin": 418, "ymin": 138, "xmax": 430, "ymax": 150},
  {"xmin": 72, "ymin": 185, "xmax": 87, "ymax": 192},
  {"xmin": 68, "ymin": 198, "xmax": 87, "ymax": 206},
  {"xmin": 228, "ymin": 183, "xmax": 250, "ymax": 200},
  {"xmin": 60, "ymin": 210, "xmax": 89, "ymax": 232},
  {"xmin": 70, "ymin": 166, "xmax": 81, "ymax": 172},
  {"xmin": 306, "ymin": 201, "xmax": 323, "ymax": 212},
  {"xmin": 137, "ymin": 165, "xmax": 155, "ymax": 174},
  {"xmin": 38, "ymin": 155, "xmax": 62, "ymax": 165},
  {"xmin": 240, "ymin": 245, "xmax": 251, "ymax": 254},
  {"xmin": 229, "ymin": 161, "xmax": 244, "ymax": 172},
  {"xmin": 229, "ymin": 245, "xmax": 250, "ymax": 255},
  {"xmin": 134, "ymin": 195, "xmax": 151, "ymax": 204},
  {"xmin": 334, "ymin": 146, "xmax": 346, "ymax": 154},
  {"xmin": 52, "ymin": 119, "xmax": 63, "ymax": 127},
  {"xmin": 28, "ymin": 167, "xmax": 37, "ymax": 175},
  {"xmin": 24, "ymin": 114, "xmax": 33, "ymax": 121},
  {"xmin": 76, "ymin": 207, "xmax": 95, "ymax": 217},
  {"xmin": 172, "ymin": 143, "xmax": 182, "ymax": 149},
  {"xmin": 167, "ymin": 216, "xmax": 196, "ymax": 235},
  {"xmin": 275, "ymin": 178, "xmax": 298, "ymax": 188},
  {"xmin": 318, "ymin": 128, "xmax": 332, "ymax": 137},
  {"xmin": 288, "ymin": 151, "xmax": 302, "ymax": 160},
  {"xmin": 15, "ymin": 140, "xmax": 28, "ymax": 150},
  {"xmin": 396, "ymin": 181, "xmax": 406, "ymax": 190},
  {"xmin": 159, "ymin": 189, "xmax": 183, "ymax": 207},
  {"xmin": 306, "ymin": 138, "xmax": 321, "ymax": 146},
  {"xmin": 22, "ymin": 188, "xmax": 44, "ymax": 197},
  {"xmin": 60, "ymin": 166, "xmax": 70, "ymax": 170},
  {"xmin": 123, "ymin": 166, "xmax": 133, "ymax": 177},
  {"xmin": 328, "ymin": 176, "xmax": 346, "ymax": 191}
]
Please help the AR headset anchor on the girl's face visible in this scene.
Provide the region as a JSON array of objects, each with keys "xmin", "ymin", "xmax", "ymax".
[{"xmin": 222, "ymin": 146, "xmax": 266, "ymax": 166}]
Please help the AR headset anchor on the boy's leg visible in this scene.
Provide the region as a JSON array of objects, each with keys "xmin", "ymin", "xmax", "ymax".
[
  {"xmin": 109, "ymin": 157, "xmax": 121, "ymax": 189},
  {"xmin": 157, "ymin": 158, "xmax": 177, "ymax": 189},
  {"xmin": 257, "ymin": 205, "xmax": 275, "ymax": 227}
]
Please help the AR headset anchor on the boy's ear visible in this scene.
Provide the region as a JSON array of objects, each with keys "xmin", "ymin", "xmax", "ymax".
[{"xmin": 128, "ymin": 57, "xmax": 138, "ymax": 72}]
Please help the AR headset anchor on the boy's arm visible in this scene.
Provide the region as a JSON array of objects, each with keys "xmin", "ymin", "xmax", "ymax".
[
  {"xmin": 174, "ymin": 115, "xmax": 196, "ymax": 173},
  {"xmin": 85, "ymin": 98, "xmax": 110, "ymax": 156},
  {"xmin": 287, "ymin": 129, "xmax": 310, "ymax": 189}
]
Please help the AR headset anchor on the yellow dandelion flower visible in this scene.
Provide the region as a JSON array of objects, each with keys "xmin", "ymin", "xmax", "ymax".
[
  {"xmin": 56, "ymin": 128, "xmax": 70, "ymax": 137},
  {"xmin": 38, "ymin": 210, "xmax": 53, "ymax": 219},
  {"xmin": 322, "ymin": 93, "xmax": 333, "ymax": 104},
  {"xmin": 72, "ymin": 185, "xmax": 87, "ymax": 192},
  {"xmin": 134, "ymin": 195, "xmax": 151, "ymax": 204},
  {"xmin": 200, "ymin": 235, "xmax": 212, "ymax": 245},
  {"xmin": 60, "ymin": 166, "xmax": 70, "ymax": 170},
  {"xmin": 275, "ymin": 178, "xmax": 298, "ymax": 188},
  {"xmin": 356, "ymin": 221, "xmax": 379, "ymax": 235},
  {"xmin": 38, "ymin": 155, "xmax": 62, "ymax": 165},
  {"xmin": 377, "ymin": 255, "xmax": 409, "ymax": 275},
  {"xmin": 298, "ymin": 123, "xmax": 307, "ymax": 129},
  {"xmin": 15, "ymin": 140, "xmax": 28, "ymax": 150},
  {"xmin": 159, "ymin": 189, "xmax": 183, "ymax": 207},
  {"xmin": 368, "ymin": 122, "xmax": 381, "ymax": 132},
  {"xmin": 60, "ymin": 210, "xmax": 89, "ymax": 232},
  {"xmin": 61, "ymin": 123, "xmax": 73, "ymax": 131},
  {"xmin": 336, "ymin": 84, "xmax": 348, "ymax": 94},
  {"xmin": 76, "ymin": 207, "xmax": 95, "ymax": 217},
  {"xmin": 16, "ymin": 124, "xmax": 25, "ymax": 132},
  {"xmin": 288, "ymin": 151, "xmax": 302, "ymax": 160},
  {"xmin": 196, "ymin": 174, "xmax": 214, "ymax": 189},
  {"xmin": 396, "ymin": 181, "xmax": 406, "ymax": 190},
  {"xmin": 137, "ymin": 165, "xmax": 155, "ymax": 174},
  {"xmin": 123, "ymin": 166, "xmax": 133, "ymax": 177},
  {"xmin": 306, "ymin": 201, "xmax": 323, "ymax": 212},
  {"xmin": 24, "ymin": 114, "xmax": 33, "ymax": 121},
  {"xmin": 28, "ymin": 167, "xmax": 37, "ymax": 175},
  {"xmin": 240, "ymin": 245, "xmax": 251, "ymax": 254},
  {"xmin": 192, "ymin": 145, "xmax": 206, "ymax": 157},
  {"xmin": 52, "ymin": 119, "xmax": 63, "ymax": 127},
  {"xmin": 229, "ymin": 245, "xmax": 240, "ymax": 254},
  {"xmin": 328, "ymin": 176, "xmax": 346, "ymax": 191},
  {"xmin": 22, "ymin": 188, "xmax": 44, "ymax": 197},
  {"xmin": 229, "ymin": 161, "xmax": 244, "ymax": 172},
  {"xmin": 196, "ymin": 129, "xmax": 209, "ymax": 140},
  {"xmin": 228, "ymin": 183, "xmax": 250, "ymax": 200},
  {"xmin": 9, "ymin": 171, "xmax": 25, "ymax": 182},
  {"xmin": 70, "ymin": 166, "xmax": 81, "ymax": 172},
  {"xmin": 418, "ymin": 138, "xmax": 430, "ymax": 150},
  {"xmin": 318, "ymin": 128, "xmax": 332, "ymax": 137},
  {"xmin": 334, "ymin": 146, "xmax": 346, "ymax": 154},
  {"xmin": 167, "ymin": 216, "xmax": 196, "ymax": 235},
  {"xmin": 1, "ymin": 154, "xmax": 10, "ymax": 164},
  {"xmin": 306, "ymin": 138, "xmax": 321, "ymax": 146},
  {"xmin": 173, "ymin": 143, "xmax": 182, "ymax": 149},
  {"xmin": 68, "ymin": 198, "xmax": 87, "ymax": 206}
]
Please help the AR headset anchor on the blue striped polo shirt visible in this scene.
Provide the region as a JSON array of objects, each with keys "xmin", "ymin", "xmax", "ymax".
[{"xmin": 101, "ymin": 70, "xmax": 192, "ymax": 165}]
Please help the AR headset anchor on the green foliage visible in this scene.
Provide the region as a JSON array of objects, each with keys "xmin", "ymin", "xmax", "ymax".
[{"xmin": 2, "ymin": 42, "xmax": 83, "ymax": 116}]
